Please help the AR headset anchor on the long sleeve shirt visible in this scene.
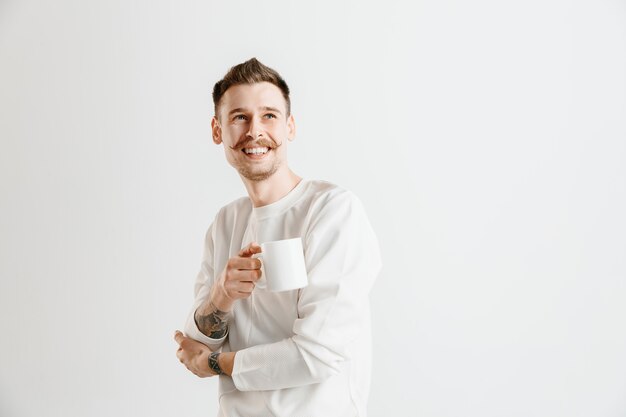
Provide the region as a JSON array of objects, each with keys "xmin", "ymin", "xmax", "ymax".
[{"xmin": 183, "ymin": 179, "xmax": 382, "ymax": 417}]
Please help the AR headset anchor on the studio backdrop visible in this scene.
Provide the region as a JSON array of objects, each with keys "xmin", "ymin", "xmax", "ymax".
[{"xmin": 1, "ymin": 1, "xmax": 625, "ymax": 416}]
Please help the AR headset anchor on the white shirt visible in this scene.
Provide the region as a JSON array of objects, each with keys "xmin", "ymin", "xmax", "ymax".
[{"xmin": 184, "ymin": 179, "xmax": 382, "ymax": 417}]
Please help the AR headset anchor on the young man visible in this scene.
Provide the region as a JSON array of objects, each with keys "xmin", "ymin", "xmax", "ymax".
[{"xmin": 174, "ymin": 58, "xmax": 381, "ymax": 417}]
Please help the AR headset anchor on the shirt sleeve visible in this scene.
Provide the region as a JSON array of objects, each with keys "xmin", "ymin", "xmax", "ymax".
[
  {"xmin": 231, "ymin": 190, "xmax": 382, "ymax": 391},
  {"xmin": 183, "ymin": 220, "xmax": 229, "ymax": 351}
]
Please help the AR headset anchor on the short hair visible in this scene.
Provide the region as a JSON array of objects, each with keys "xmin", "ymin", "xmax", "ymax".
[{"xmin": 212, "ymin": 57, "xmax": 291, "ymax": 119}]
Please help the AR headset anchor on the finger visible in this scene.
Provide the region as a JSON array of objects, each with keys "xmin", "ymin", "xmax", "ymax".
[
  {"xmin": 179, "ymin": 338, "xmax": 195, "ymax": 351},
  {"xmin": 226, "ymin": 269, "xmax": 262, "ymax": 284},
  {"xmin": 229, "ymin": 257, "xmax": 262, "ymax": 271},
  {"xmin": 224, "ymin": 281, "xmax": 252, "ymax": 296},
  {"xmin": 238, "ymin": 242, "xmax": 262, "ymax": 258},
  {"xmin": 174, "ymin": 330, "xmax": 185, "ymax": 345},
  {"xmin": 235, "ymin": 281, "xmax": 256, "ymax": 294}
]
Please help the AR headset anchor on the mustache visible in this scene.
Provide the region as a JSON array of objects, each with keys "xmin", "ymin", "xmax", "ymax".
[{"xmin": 229, "ymin": 137, "xmax": 282, "ymax": 150}]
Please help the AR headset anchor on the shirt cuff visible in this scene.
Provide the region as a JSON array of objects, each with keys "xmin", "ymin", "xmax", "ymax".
[{"xmin": 184, "ymin": 308, "xmax": 228, "ymax": 348}]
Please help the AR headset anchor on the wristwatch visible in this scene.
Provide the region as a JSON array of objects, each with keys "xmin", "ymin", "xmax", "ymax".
[{"xmin": 208, "ymin": 352, "xmax": 223, "ymax": 375}]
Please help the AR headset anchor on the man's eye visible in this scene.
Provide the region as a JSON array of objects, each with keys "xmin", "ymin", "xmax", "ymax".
[
  {"xmin": 264, "ymin": 113, "xmax": 276, "ymax": 119},
  {"xmin": 234, "ymin": 115, "xmax": 247, "ymax": 121}
]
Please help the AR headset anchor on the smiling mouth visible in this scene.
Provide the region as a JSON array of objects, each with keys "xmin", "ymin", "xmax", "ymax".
[{"xmin": 242, "ymin": 147, "xmax": 270, "ymax": 155}]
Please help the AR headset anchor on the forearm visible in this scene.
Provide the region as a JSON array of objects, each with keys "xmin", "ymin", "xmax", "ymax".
[
  {"xmin": 194, "ymin": 298, "xmax": 229, "ymax": 339},
  {"xmin": 225, "ymin": 336, "xmax": 346, "ymax": 391},
  {"xmin": 191, "ymin": 281, "xmax": 236, "ymax": 337},
  {"xmin": 196, "ymin": 287, "xmax": 235, "ymax": 377},
  {"xmin": 184, "ymin": 288, "xmax": 231, "ymax": 350}
]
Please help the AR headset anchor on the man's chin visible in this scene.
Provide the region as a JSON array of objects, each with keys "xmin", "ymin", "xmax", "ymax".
[{"xmin": 237, "ymin": 166, "xmax": 280, "ymax": 182}]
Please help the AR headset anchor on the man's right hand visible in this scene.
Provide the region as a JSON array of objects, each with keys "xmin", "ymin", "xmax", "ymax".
[{"xmin": 210, "ymin": 242, "xmax": 263, "ymax": 312}]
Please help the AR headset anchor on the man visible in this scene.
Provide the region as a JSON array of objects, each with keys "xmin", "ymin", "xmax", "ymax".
[{"xmin": 174, "ymin": 58, "xmax": 381, "ymax": 417}]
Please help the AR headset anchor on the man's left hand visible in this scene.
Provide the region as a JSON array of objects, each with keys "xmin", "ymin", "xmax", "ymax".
[{"xmin": 174, "ymin": 330, "xmax": 214, "ymax": 377}]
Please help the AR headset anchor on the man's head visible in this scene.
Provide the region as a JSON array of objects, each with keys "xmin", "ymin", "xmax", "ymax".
[
  {"xmin": 211, "ymin": 58, "xmax": 296, "ymax": 182},
  {"xmin": 212, "ymin": 58, "xmax": 291, "ymax": 121}
]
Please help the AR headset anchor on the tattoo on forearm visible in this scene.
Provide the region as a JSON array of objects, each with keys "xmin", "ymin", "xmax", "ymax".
[{"xmin": 195, "ymin": 302, "xmax": 229, "ymax": 339}]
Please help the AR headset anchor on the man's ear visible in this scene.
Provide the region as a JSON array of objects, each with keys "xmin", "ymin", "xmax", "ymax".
[
  {"xmin": 287, "ymin": 114, "xmax": 296, "ymax": 142},
  {"xmin": 211, "ymin": 116, "xmax": 222, "ymax": 145}
]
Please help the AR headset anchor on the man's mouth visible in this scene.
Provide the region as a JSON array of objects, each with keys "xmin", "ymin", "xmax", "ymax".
[{"xmin": 242, "ymin": 147, "xmax": 270, "ymax": 155}]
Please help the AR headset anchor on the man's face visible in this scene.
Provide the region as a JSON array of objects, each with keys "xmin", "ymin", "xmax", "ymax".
[{"xmin": 212, "ymin": 82, "xmax": 295, "ymax": 182}]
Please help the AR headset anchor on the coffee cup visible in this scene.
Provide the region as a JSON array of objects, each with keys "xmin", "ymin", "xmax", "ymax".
[{"xmin": 254, "ymin": 238, "xmax": 308, "ymax": 292}]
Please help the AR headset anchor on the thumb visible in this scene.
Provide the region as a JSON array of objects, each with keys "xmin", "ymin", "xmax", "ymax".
[
  {"xmin": 238, "ymin": 242, "xmax": 262, "ymax": 257},
  {"xmin": 174, "ymin": 330, "xmax": 185, "ymax": 345}
]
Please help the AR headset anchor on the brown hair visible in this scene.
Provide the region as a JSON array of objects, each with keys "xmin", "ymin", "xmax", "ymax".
[{"xmin": 212, "ymin": 57, "xmax": 291, "ymax": 119}]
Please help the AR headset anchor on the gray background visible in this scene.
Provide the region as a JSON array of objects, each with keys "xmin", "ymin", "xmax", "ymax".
[{"xmin": 1, "ymin": 0, "xmax": 625, "ymax": 416}]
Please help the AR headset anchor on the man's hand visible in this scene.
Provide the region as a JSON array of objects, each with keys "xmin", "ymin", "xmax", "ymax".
[
  {"xmin": 210, "ymin": 242, "xmax": 262, "ymax": 311},
  {"xmin": 174, "ymin": 330, "xmax": 214, "ymax": 378}
]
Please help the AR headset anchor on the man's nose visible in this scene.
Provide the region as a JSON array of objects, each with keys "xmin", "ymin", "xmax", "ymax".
[{"xmin": 246, "ymin": 117, "xmax": 263, "ymax": 139}]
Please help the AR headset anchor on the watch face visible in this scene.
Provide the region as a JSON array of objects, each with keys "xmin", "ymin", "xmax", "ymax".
[{"xmin": 209, "ymin": 351, "xmax": 223, "ymax": 375}]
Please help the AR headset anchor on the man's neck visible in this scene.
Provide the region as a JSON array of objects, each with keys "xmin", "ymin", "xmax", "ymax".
[{"xmin": 242, "ymin": 168, "xmax": 302, "ymax": 208}]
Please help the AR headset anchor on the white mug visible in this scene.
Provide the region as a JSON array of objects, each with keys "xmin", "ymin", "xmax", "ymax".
[{"xmin": 255, "ymin": 238, "xmax": 308, "ymax": 292}]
